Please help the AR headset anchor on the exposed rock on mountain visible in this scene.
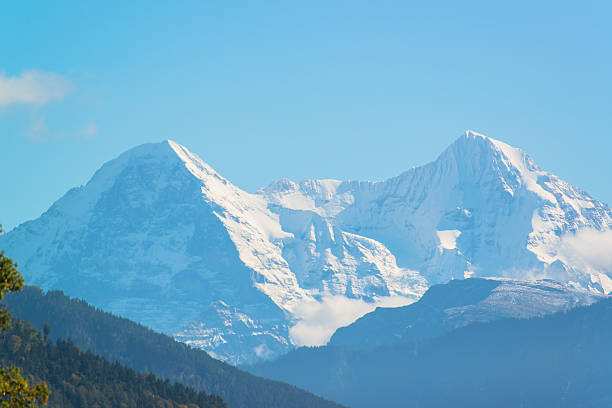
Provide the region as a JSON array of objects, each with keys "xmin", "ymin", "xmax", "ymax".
[{"xmin": 2, "ymin": 131, "xmax": 610, "ymax": 363}]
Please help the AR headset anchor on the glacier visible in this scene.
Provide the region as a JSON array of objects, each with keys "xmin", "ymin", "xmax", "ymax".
[{"xmin": 1, "ymin": 130, "xmax": 610, "ymax": 364}]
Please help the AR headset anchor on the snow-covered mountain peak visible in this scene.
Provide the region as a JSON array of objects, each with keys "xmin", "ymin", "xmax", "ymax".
[
  {"xmin": 105, "ymin": 139, "xmax": 226, "ymax": 186},
  {"xmin": 464, "ymin": 129, "xmax": 489, "ymax": 139},
  {"xmin": 447, "ymin": 129, "xmax": 530, "ymax": 167},
  {"xmin": 261, "ymin": 178, "xmax": 300, "ymax": 194},
  {"xmin": 261, "ymin": 178, "xmax": 344, "ymax": 198},
  {"xmin": 40, "ymin": 141, "xmax": 183, "ymax": 222},
  {"xmin": 450, "ymin": 129, "xmax": 529, "ymax": 163},
  {"xmin": 166, "ymin": 139, "xmax": 227, "ymax": 183},
  {"xmin": 259, "ymin": 178, "xmax": 353, "ymax": 219},
  {"xmin": 2, "ymin": 132, "xmax": 611, "ymax": 364},
  {"xmin": 437, "ymin": 130, "xmax": 555, "ymax": 203}
]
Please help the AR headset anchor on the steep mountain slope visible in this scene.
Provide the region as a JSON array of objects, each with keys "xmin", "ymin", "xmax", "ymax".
[
  {"xmin": 261, "ymin": 131, "xmax": 612, "ymax": 292},
  {"xmin": 1, "ymin": 131, "xmax": 610, "ymax": 363},
  {"xmin": 5, "ymin": 286, "xmax": 344, "ymax": 408},
  {"xmin": 250, "ymin": 295, "xmax": 612, "ymax": 408},
  {"xmin": 329, "ymin": 277, "xmax": 601, "ymax": 349},
  {"xmin": 0, "ymin": 140, "xmax": 427, "ymax": 363},
  {"xmin": 0, "ymin": 141, "xmax": 296, "ymax": 363},
  {"xmin": 1, "ymin": 318, "xmax": 227, "ymax": 408}
]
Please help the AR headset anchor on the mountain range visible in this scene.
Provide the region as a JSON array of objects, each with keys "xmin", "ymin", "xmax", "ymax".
[
  {"xmin": 328, "ymin": 277, "xmax": 602, "ymax": 349},
  {"xmin": 249, "ymin": 285, "xmax": 612, "ymax": 408},
  {"xmin": 1, "ymin": 130, "xmax": 610, "ymax": 363},
  {"xmin": 4, "ymin": 286, "xmax": 343, "ymax": 408}
]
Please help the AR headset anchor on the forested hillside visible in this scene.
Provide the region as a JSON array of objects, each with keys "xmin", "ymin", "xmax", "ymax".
[
  {"xmin": 5, "ymin": 287, "xmax": 343, "ymax": 408},
  {"xmin": 250, "ymin": 298, "xmax": 612, "ymax": 408},
  {"xmin": 329, "ymin": 277, "xmax": 599, "ymax": 349},
  {"xmin": 0, "ymin": 318, "xmax": 226, "ymax": 408}
]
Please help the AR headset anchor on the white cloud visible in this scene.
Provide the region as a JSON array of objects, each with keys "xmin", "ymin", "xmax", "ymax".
[
  {"xmin": 0, "ymin": 70, "xmax": 70, "ymax": 107},
  {"xmin": 559, "ymin": 229, "xmax": 612, "ymax": 271},
  {"xmin": 80, "ymin": 123, "xmax": 99, "ymax": 139},
  {"xmin": 253, "ymin": 344, "xmax": 274, "ymax": 359},
  {"xmin": 558, "ymin": 228, "xmax": 612, "ymax": 293},
  {"xmin": 289, "ymin": 295, "xmax": 415, "ymax": 347}
]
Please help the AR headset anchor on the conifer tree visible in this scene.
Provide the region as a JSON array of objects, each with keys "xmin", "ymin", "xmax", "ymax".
[{"xmin": 0, "ymin": 225, "xmax": 49, "ymax": 407}]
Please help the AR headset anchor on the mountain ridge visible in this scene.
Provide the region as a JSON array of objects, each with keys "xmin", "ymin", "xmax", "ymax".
[
  {"xmin": 248, "ymin": 293, "xmax": 612, "ymax": 408},
  {"xmin": 2, "ymin": 131, "xmax": 610, "ymax": 363},
  {"xmin": 4, "ymin": 286, "xmax": 343, "ymax": 408},
  {"xmin": 328, "ymin": 277, "xmax": 602, "ymax": 349}
]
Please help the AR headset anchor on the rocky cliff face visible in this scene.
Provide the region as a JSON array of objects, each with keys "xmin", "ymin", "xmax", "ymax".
[
  {"xmin": 262, "ymin": 131, "xmax": 612, "ymax": 290},
  {"xmin": 2, "ymin": 131, "xmax": 610, "ymax": 363}
]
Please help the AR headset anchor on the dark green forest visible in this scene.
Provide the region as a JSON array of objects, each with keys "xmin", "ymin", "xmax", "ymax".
[
  {"xmin": 0, "ymin": 318, "xmax": 226, "ymax": 408},
  {"xmin": 5, "ymin": 287, "xmax": 343, "ymax": 408},
  {"xmin": 251, "ymin": 297, "xmax": 612, "ymax": 408}
]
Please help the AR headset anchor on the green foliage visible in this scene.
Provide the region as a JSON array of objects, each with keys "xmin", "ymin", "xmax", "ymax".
[
  {"xmin": 0, "ymin": 225, "xmax": 338, "ymax": 408},
  {"xmin": 0, "ymin": 224, "xmax": 48, "ymax": 407},
  {"xmin": 5, "ymin": 287, "xmax": 344, "ymax": 408},
  {"xmin": 0, "ymin": 319, "xmax": 227, "ymax": 408},
  {"xmin": 252, "ymin": 298, "xmax": 612, "ymax": 408},
  {"xmin": 0, "ymin": 366, "xmax": 49, "ymax": 407},
  {"xmin": 0, "ymin": 249, "xmax": 24, "ymax": 330},
  {"xmin": 42, "ymin": 324, "xmax": 50, "ymax": 341}
]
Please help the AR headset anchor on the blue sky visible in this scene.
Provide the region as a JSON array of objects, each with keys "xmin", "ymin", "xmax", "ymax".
[{"xmin": 1, "ymin": 1, "xmax": 611, "ymax": 231}]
